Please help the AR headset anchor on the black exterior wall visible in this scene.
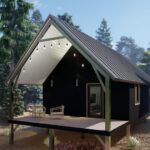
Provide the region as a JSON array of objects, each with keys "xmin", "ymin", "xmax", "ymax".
[
  {"xmin": 111, "ymin": 81, "xmax": 150, "ymax": 123},
  {"xmin": 129, "ymin": 84, "xmax": 150, "ymax": 124},
  {"xmin": 140, "ymin": 85, "xmax": 150, "ymax": 117},
  {"xmin": 43, "ymin": 46, "xmax": 150, "ymax": 122},
  {"xmin": 43, "ymin": 46, "xmax": 99, "ymax": 116},
  {"xmin": 111, "ymin": 81, "xmax": 131, "ymax": 120}
]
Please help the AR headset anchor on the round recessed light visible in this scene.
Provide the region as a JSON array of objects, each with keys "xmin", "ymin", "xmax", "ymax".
[
  {"xmin": 22, "ymin": 68, "xmax": 26, "ymax": 73},
  {"xmin": 58, "ymin": 42, "xmax": 61, "ymax": 47},
  {"xmin": 81, "ymin": 63, "xmax": 85, "ymax": 68},
  {"xmin": 29, "ymin": 57, "xmax": 32, "ymax": 62},
  {"xmin": 36, "ymin": 47, "xmax": 38, "ymax": 52},
  {"xmin": 43, "ymin": 44, "xmax": 46, "ymax": 49},
  {"xmin": 73, "ymin": 53, "xmax": 76, "ymax": 57}
]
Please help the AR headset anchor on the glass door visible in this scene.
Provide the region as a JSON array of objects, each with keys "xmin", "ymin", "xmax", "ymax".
[{"xmin": 87, "ymin": 84, "xmax": 103, "ymax": 117}]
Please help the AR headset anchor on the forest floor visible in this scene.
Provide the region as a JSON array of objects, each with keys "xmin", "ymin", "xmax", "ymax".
[
  {"xmin": 0, "ymin": 114, "xmax": 149, "ymax": 150},
  {"xmin": 112, "ymin": 115, "xmax": 150, "ymax": 150}
]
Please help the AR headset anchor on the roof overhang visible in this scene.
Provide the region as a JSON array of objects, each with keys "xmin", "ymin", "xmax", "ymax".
[
  {"xmin": 7, "ymin": 15, "xmax": 150, "ymax": 86},
  {"xmin": 7, "ymin": 15, "xmax": 111, "ymax": 86},
  {"xmin": 7, "ymin": 17, "xmax": 73, "ymax": 85},
  {"xmin": 16, "ymin": 24, "xmax": 72, "ymax": 84}
]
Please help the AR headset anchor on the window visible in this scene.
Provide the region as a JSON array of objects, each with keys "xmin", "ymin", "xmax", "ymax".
[
  {"xmin": 134, "ymin": 84, "xmax": 140, "ymax": 105},
  {"xmin": 87, "ymin": 84, "xmax": 102, "ymax": 117}
]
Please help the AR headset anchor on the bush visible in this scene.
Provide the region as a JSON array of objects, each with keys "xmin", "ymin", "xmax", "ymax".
[
  {"xmin": 127, "ymin": 136, "xmax": 140, "ymax": 148},
  {"xmin": 0, "ymin": 86, "xmax": 24, "ymax": 121}
]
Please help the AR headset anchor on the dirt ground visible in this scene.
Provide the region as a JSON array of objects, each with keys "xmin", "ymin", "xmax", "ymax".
[
  {"xmin": 0, "ymin": 127, "xmax": 103, "ymax": 150},
  {"xmin": 112, "ymin": 115, "xmax": 150, "ymax": 150},
  {"xmin": 0, "ymin": 116, "xmax": 149, "ymax": 150},
  {"xmin": 0, "ymin": 127, "xmax": 47, "ymax": 150}
]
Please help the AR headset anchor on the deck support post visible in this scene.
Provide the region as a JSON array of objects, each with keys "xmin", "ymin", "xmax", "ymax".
[
  {"xmin": 105, "ymin": 77, "xmax": 111, "ymax": 131},
  {"xmin": 9, "ymin": 124, "xmax": 14, "ymax": 145},
  {"xmin": 105, "ymin": 136, "xmax": 111, "ymax": 150},
  {"xmin": 9, "ymin": 82, "xmax": 14, "ymax": 145},
  {"xmin": 10, "ymin": 82, "xmax": 14, "ymax": 120},
  {"xmin": 49, "ymin": 129, "xmax": 54, "ymax": 150},
  {"xmin": 8, "ymin": 72, "xmax": 21, "ymax": 145},
  {"xmin": 126, "ymin": 124, "xmax": 131, "ymax": 141},
  {"xmin": 92, "ymin": 67, "xmax": 111, "ymax": 150},
  {"xmin": 105, "ymin": 77, "xmax": 111, "ymax": 150}
]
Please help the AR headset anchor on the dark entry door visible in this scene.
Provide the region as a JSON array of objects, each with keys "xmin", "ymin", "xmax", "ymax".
[{"xmin": 87, "ymin": 84, "xmax": 103, "ymax": 117}]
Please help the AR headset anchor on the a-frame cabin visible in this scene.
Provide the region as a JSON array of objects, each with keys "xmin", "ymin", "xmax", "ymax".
[{"xmin": 7, "ymin": 15, "xmax": 150, "ymax": 149}]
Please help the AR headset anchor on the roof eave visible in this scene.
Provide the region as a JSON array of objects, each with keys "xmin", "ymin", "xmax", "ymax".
[
  {"xmin": 7, "ymin": 14, "xmax": 148, "ymax": 86},
  {"xmin": 113, "ymin": 78, "xmax": 145, "ymax": 85}
]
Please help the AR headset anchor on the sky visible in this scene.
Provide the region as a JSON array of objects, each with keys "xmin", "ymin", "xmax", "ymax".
[{"xmin": 29, "ymin": 0, "xmax": 150, "ymax": 49}]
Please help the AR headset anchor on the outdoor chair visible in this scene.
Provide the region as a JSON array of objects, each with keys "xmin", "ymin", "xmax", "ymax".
[
  {"xmin": 26, "ymin": 103, "xmax": 34, "ymax": 112},
  {"xmin": 31, "ymin": 104, "xmax": 46, "ymax": 118},
  {"xmin": 50, "ymin": 105, "xmax": 64, "ymax": 118}
]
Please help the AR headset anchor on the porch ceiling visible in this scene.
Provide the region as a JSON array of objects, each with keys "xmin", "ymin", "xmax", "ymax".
[{"xmin": 17, "ymin": 25, "xmax": 72, "ymax": 85}]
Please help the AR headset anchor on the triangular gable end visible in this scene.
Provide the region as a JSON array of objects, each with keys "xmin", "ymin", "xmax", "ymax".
[
  {"xmin": 8, "ymin": 21, "xmax": 72, "ymax": 84},
  {"xmin": 7, "ymin": 15, "xmax": 110, "ymax": 85}
]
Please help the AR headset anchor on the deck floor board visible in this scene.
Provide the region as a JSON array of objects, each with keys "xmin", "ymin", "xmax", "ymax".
[{"xmin": 8, "ymin": 115, "xmax": 129, "ymax": 136}]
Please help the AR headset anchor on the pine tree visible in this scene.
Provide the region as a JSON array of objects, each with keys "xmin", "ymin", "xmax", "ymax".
[
  {"xmin": 20, "ymin": 85, "xmax": 43, "ymax": 109},
  {"xmin": 0, "ymin": 87, "xmax": 24, "ymax": 120},
  {"xmin": 58, "ymin": 13, "xmax": 80, "ymax": 30},
  {"xmin": 0, "ymin": 0, "xmax": 34, "ymax": 64},
  {"xmin": 0, "ymin": 0, "xmax": 35, "ymax": 120},
  {"xmin": 116, "ymin": 36, "xmax": 144, "ymax": 64},
  {"xmin": 31, "ymin": 9, "xmax": 44, "ymax": 27},
  {"xmin": 139, "ymin": 47, "xmax": 150, "ymax": 74},
  {"xmin": 96, "ymin": 18, "xmax": 112, "ymax": 48}
]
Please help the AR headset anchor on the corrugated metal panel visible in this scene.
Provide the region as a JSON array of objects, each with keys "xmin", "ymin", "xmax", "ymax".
[
  {"xmin": 14, "ymin": 24, "xmax": 72, "ymax": 84},
  {"xmin": 51, "ymin": 16, "xmax": 150, "ymax": 84}
]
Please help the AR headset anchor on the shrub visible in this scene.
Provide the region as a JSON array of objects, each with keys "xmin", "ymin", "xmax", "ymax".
[{"xmin": 127, "ymin": 136, "xmax": 140, "ymax": 148}]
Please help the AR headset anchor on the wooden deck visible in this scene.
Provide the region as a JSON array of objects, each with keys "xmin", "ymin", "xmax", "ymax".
[{"xmin": 8, "ymin": 115, "xmax": 129, "ymax": 136}]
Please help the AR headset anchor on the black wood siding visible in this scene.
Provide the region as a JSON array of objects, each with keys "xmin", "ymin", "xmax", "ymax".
[
  {"xmin": 43, "ymin": 46, "xmax": 99, "ymax": 116},
  {"xmin": 43, "ymin": 46, "xmax": 150, "ymax": 122},
  {"xmin": 129, "ymin": 84, "xmax": 150, "ymax": 124},
  {"xmin": 140, "ymin": 85, "xmax": 150, "ymax": 117},
  {"xmin": 111, "ymin": 81, "xmax": 130, "ymax": 120}
]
